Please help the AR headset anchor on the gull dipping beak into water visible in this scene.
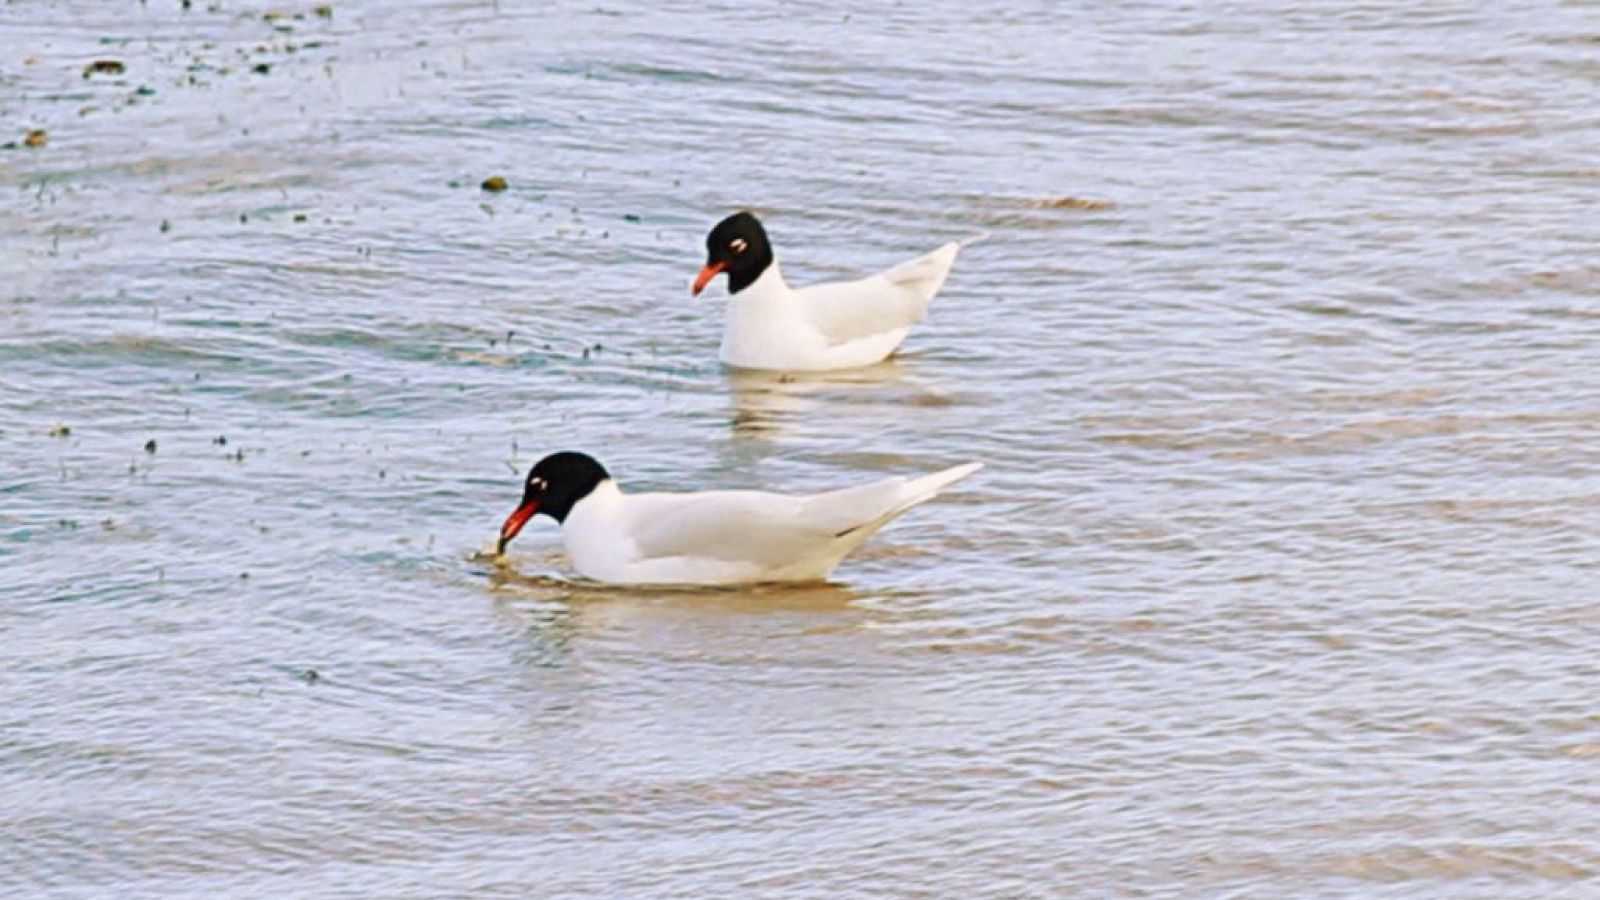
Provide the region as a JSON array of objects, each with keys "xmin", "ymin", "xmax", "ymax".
[{"xmin": 497, "ymin": 451, "xmax": 982, "ymax": 587}]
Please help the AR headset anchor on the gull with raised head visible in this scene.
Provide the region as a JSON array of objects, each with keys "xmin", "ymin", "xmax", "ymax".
[{"xmin": 692, "ymin": 211, "xmax": 976, "ymax": 371}]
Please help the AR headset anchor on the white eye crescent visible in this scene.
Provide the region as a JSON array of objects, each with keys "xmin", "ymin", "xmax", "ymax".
[{"xmin": 730, "ymin": 238, "xmax": 748, "ymax": 253}]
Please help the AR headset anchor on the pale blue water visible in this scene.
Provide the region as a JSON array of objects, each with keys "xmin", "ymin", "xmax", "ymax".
[{"xmin": 5, "ymin": 0, "xmax": 1600, "ymax": 896}]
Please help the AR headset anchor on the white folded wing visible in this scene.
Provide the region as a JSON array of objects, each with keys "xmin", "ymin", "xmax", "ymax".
[
  {"xmin": 613, "ymin": 462, "xmax": 982, "ymax": 584},
  {"xmin": 799, "ymin": 241, "xmax": 962, "ymax": 347}
]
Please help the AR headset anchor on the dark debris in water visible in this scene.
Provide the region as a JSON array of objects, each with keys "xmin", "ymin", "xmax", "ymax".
[
  {"xmin": 481, "ymin": 175, "xmax": 508, "ymax": 192},
  {"xmin": 48, "ymin": 424, "xmax": 71, "ymax": 438},
  {"xmin": 24, "ymin": 129, "xmax": 47, "ymax": 148},
  {"xmin": 83, "ymin": 60, "xmax": 126, "ymax": 78},
  {"xmin": 144, "ymin": 439, "xmax": 158, "ymax": 454},
  {"xmin": 1032, "ymin": 196, "xmax": 1115, "ymax": 211}
]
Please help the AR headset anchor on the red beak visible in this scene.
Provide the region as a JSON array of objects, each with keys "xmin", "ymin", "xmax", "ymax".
[
  {"xmin": 692, "ymin": 261, "xmax": 726, "ymax": 297},
  {"xmin": 497, "ymin": 501, "xmax": 538, "ymax": 555}
]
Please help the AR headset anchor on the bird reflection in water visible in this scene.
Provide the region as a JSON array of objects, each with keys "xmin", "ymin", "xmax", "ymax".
[
  {"xmin": 726, "ymin": 357, "xmax": 952, "ymax": 439},
  {"xmin": 486, "ymin": 555, "xmax": 876, "ymax": 614}
]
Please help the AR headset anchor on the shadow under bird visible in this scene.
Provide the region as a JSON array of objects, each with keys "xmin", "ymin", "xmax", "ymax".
[
  {"xmin": 692, "ymin": 211, "xmax": 978, "ymax": 372},
  {"xmin": 497, "ymin": 451, "xmax": 982, "ymax": 586}
]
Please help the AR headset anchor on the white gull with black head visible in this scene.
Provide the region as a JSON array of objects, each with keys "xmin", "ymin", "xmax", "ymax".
[
  {"xmin": 692, "ymin": 211, "xmax": 976, "ymax": 372},
  {"xmin": 497, "ymin": 451, "xmax": 982, "ymax": 586}
]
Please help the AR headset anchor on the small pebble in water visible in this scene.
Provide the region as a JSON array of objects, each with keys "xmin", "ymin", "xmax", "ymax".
[
  {"xmin": 481, "ymin": 175, "xmax": 508, "ymax": 192},
  {"xmin": 24, "ymin": 129, "xmax": 47, "ymax": 148},
  {"xmin": 144, "ymin": 439, "xmax": 157, "ymax": 453},
  {"xmin": 48, "ymin": 424, "xmax": 71, "ymax": 438}
]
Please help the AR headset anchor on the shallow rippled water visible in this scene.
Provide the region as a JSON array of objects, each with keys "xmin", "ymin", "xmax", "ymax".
[{"xmin": 5, "ymin": 0, "xmax": 1600, "ymax": 896}]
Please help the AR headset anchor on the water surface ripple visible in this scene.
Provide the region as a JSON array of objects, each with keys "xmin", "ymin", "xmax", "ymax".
[{"xmin": 4, "ymin": 0, "xmax": 1600, "ymax": 896}]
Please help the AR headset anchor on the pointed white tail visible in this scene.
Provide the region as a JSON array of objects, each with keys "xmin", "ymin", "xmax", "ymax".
[{"xmin": 897, "ymin": 462, "xmax": 984, "ymax": 512}]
